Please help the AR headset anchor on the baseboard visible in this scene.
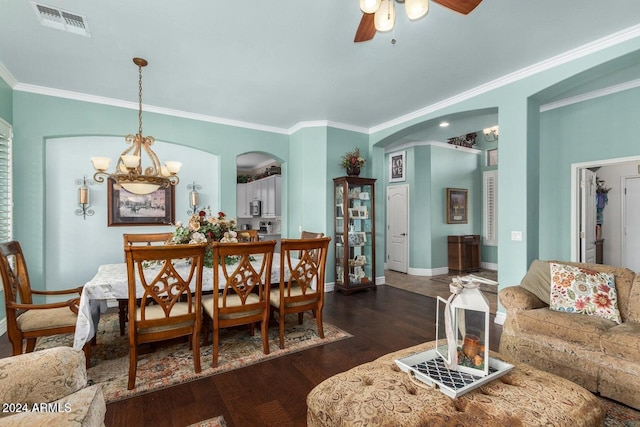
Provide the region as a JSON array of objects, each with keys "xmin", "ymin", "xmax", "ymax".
[
  {"xmin": 482, "ymin": 262, "xmax": 498, "ymax": 271},
  {"xmin": 494, "ymin": 311, "xmax": 506, "ymax": 325},
  {"xmin": 407, "ymin": 266, "xmax": 448, "ymax": 277}
]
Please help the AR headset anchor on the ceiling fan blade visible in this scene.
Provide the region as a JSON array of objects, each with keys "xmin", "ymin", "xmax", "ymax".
[
  {"xmin": 432, "ymin": 0, "xmax": 482, "ymax": 15},
  {"xmin": 354, "ymin": 13, "xmax": 376, "ymax": 43}
]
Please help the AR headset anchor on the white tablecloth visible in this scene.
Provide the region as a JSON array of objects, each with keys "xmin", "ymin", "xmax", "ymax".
[{"xmin": 73, "ymin": 253, "xmax": 288, "ymax": 350}]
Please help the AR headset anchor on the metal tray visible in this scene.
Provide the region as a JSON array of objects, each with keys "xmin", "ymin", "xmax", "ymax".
[{"xmin": 395, "ymin": 348, "xmax": 514, "ymax": 399}]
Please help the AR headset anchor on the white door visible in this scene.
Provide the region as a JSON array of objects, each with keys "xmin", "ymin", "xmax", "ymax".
[
  {"xmin": 387, "ymin": 185, "xmax": 408, "ymax": 273},
  {"xmin": 623, "ymin": 177, "xmax": 640, "ymax": 271},
  {"xmin": 580, "ymin": 169, "xmax": 597, "ymax": 263}
]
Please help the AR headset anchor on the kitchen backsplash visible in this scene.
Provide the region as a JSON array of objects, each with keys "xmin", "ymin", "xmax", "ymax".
[{"xmin": 238, "ymin": 217, "xmax": 281, "ymax": 233}]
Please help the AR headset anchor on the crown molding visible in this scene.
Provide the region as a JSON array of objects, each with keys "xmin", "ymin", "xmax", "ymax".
[
  {"xmin": 540, "ymin": 77, "xmax": 640, "ymax": 112},
  {"xmin": 0, "ymin": 62, "xmax": 17, "ymax": 88},
  {"xmin": 12, "ymin": 82, "xmax": 291, "ymax": 135},
  {"xmin": 288, "ymin": 120, "xmax": 368, "ymax": 135},
  {"xmin": 370, "ymin": 23, "xmax": 640, "ymax": 135},
  {"xmin": 4, "ymin": 23, "xmax": 640, "ymax": 138},
  {"xmin": 385, "ymin": 140, "xmax": 482, "ymax": 155}
]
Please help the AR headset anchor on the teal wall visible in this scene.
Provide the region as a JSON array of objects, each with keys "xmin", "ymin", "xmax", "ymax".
[
  {"xmin": 371, "ymin": 34, "xmax": 640, "ymax": 292},
  {"xmin": 0, "ymin": 78, "xmax": 11, "ymax": 124},
  {"xmin": 11, "ymin": 91, "xmax": 289, "ymax": 291},
  {"xmin": 539, "ymin": 86, "xmax": 640, "ymax": 260},
  {"xmin": 2, "ymin": 32, "xmax": 640, "ymax": 320}
]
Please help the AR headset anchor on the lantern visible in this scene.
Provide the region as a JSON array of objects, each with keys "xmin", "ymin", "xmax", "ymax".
[{"xmin": 436, "ymin": 277, "xmax": 490, "ymax": 377}]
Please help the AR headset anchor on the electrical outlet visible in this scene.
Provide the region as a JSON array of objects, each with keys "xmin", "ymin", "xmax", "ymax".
[
  {"xmin": 511, "ymin": 231, "xmax": 523, "ymax": 241},
  {"xmin": 298, "ymin": 225, "xmax": 302, "ymax": 233}
]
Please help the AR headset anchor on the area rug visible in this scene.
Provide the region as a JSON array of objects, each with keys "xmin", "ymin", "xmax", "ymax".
[
  {"xmin": 186, "ymin": 416, "xmax": 227, "ymax": 427},
  {"xmin": 35, "ymin": 312, "xmax": 351, "ymax": 403},
  {"xmin": 601, "ymin": 396, "xmax": 640, "ymax": 426}
]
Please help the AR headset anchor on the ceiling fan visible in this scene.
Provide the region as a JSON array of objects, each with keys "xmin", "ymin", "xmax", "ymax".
[{"xmin": 355, "ymin": 0, "xmax": 483, "ymax": 43}]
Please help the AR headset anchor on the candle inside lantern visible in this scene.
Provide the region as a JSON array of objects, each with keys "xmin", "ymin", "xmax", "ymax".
[
  {"xmin": 462, "ymin": 334, "xmax": 480, "ymax": 358},
  {"xmin": 190, "ymin": 191, "xmax": 199, "ymax": 207},
  {"xmin": 79, "ymin": 186, "xmax": 89, "ymax": 205}
]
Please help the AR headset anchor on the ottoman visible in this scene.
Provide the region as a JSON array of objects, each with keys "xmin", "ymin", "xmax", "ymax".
[{"xmin": 307, "ymin": 341, "xmax": 604, "ymax": 426}]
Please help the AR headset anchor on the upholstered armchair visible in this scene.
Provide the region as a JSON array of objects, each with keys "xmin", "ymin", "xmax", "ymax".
[{"xmin": 0, "ymin": 346, "xmax": 106, "ymax": 426}]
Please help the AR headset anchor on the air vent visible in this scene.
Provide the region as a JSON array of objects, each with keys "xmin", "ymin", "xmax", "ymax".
[{"xmin": 31, "ymin": 2, "xmax": 90, "ymax": 37}]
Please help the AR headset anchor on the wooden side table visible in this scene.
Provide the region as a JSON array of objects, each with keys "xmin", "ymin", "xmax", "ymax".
[{"xmin": 448, "ymin": 235, "xmax": 481, "ymax": 273}]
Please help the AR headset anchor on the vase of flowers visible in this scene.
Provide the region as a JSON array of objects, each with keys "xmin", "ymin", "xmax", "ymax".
[
  {"xmin": 171, "ymin": 209, "xmax": 238, "ymax": 268},
  {"xmin": 340, "ymin": 148, "xmax": 366, "ymax": 177}
]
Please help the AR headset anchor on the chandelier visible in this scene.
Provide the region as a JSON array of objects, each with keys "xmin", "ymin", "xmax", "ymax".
[{"xmin": 91, "ymin": 57, "xmax": 181, "ymax": 195}]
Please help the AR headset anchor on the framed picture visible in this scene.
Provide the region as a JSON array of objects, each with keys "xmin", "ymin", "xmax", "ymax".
[
  {"xmin": 348, "ymin": 231, "xmax": 366, "ymax": 246},
  {"xmin": 389, "ymin": 151, "xmax": 406, "ymax": 182},
  {"xmin": 108, "ymin": 179, "xmax": 175, "ymax": 226},
  {"xmin": 357, "ymin": 205, "xmax": 368, "ymax": 219},
  {"xmin": 349, "ymin": 207, "xmax": 361, "ymax": 219},
  {"xmin": 446, "ymin": 188, "xmax": 468, "ymax": 224}
]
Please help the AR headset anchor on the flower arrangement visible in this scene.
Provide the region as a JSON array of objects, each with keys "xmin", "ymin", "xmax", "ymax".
[
  {"xmin": 171, "ymin": 208, "xmax": 238, "ymax": 267},
  {"xmin": 340, "ymin": 147, "xmax": 366, "ymax": 170}
]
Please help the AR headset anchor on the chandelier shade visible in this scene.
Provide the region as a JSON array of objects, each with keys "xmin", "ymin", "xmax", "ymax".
[
  {"xmin": 91, "ymin": 57, "xmax": 180, "ymax": 195},
  {"xmin": 374, "ymin": 0, "xmax": 395, "ymax": 32},
  {"xmin": 359, "ymin": 0, "xmax": 381, "ymax": 14},
  {"xmin": 405, "ymin": 0, "xmax": 429, "ymax": 20}
]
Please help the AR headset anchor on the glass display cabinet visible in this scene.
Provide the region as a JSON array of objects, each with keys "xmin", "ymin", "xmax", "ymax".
[{"xmin": 333, "ymin": 177, "xmax": 376, "ymax": 294}]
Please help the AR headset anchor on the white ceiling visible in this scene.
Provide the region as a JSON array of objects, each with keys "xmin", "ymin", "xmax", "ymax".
[{"xmin": 2, "ymin": 0, "xmax": 640, "ymax": 138}]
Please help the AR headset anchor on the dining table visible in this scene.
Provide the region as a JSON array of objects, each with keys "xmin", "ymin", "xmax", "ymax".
[{"xmin": 73, "ymin": 253, "xmax": 292, "ymax": 350}]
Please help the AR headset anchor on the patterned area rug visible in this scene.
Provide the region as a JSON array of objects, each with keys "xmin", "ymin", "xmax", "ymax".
[
  {"xmin": 36, "ymin": 312, "xmax": 351, "ymax": 403},
  {"xmin": 186, "ymin": 416, "xmax": 227, "ymax": 427},
  {"xmin": 601, "ymin": 396, "xmax": 640, "ymax": 426}
]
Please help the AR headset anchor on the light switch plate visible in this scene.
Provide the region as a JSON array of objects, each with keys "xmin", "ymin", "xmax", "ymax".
[{"xmin": 511, "ymin": 231, "xmax": 523, "ymax": 241}]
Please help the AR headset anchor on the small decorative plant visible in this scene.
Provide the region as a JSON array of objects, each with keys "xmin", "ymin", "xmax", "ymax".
[{"xmin": 340, "ymin": 148, "xmax": 366, "ymax": 170}]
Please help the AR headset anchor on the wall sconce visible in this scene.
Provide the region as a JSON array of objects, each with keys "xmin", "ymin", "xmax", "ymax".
[
  {"xmin": 483, "ymin": 126, "xmax": 499, "ymax": 142},
  {"xmin": 187, "ymin": 182, "xmax": 202, "ymax": 215},
  {"xmin": 75, "ymin": 176, "xmax": 95, "ymax": 219}
]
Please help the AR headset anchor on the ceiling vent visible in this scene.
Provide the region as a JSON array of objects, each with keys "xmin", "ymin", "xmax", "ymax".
[{"xmin": 31, "ymin": 2, "xmax": 90, "ymax": 37}]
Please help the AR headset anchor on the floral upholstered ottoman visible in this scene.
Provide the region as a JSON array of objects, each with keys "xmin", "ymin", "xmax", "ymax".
[{"xmin": 307, "ymin": 341, "xmax": 604, "ymax": 426}]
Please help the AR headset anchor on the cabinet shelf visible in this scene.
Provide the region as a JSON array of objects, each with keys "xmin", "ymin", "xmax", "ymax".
[{"xmin": 333, "ymin": 176, "xmax": 376, "ymax": 295}]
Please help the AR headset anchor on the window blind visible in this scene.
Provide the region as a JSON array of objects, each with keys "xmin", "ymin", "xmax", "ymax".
[
  {"xmin": 0, "ymin": 119, "xmax": 12, "ymax": 243},
  {"xmin": 483, "ymin": 170, "xmax": 498, "ymax": 246}
]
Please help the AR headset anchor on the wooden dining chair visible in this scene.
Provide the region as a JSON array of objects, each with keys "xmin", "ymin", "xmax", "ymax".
[
  {"xmin": 202, "ymin": 240, "xmax": 276, "ymax": 367},
  {"xmin": 124, "ymin": 242, "xmax": 207, "ymax": 390},
  {"xmin": 238, "ymin": 229, "xmax": 259, "ymax": 242},
  {"xmin": 300, "ymin": 231, "xmax": 324, "ymax": 239},
  {"xmin": 0, "ymin": 241, "xmax": 91, "ymax": 366},
  {"xmin": 119, "ymin": 232, "xmax": 174, "ymax": 335},
  {"xmin": 270, "ymin": 237, "xmax": 331, "ymax": 349},
  {"xmin": 300, "ymin": 231, "xmax": 325, "ymax": 262}
]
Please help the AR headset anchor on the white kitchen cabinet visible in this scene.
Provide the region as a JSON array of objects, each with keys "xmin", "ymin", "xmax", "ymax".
[
  {"xmin": 236, "ymin": 183, "xmax": 251, "ymax": 218},
  {"xmin": 236, "ymin": 175, "xmax": 281, "ymax": 219},
  {"xmin": 262, "ymin": 175, "xmax": 281, "ymax": 218}
]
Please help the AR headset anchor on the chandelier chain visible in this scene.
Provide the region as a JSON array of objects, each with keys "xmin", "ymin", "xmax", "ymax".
[{"xmin": 138, "ymin": 64, "xmax": 143, "ymax": 136}]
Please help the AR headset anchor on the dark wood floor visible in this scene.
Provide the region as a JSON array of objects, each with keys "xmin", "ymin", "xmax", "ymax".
[{"xmin": 0, "ymin": 285, "xmax": 502, "ymax": 426}]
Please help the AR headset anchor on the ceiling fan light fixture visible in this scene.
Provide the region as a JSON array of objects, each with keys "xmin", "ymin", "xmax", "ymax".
[
  {"xmin": 360, "ymin": 0, "xmax": 381, "ymax": 14},
  {"xmin": 405, "ymin": 0, "xmax": 429, "ymax": 20},
  {"xmin": 374, "ymin": 0, "xmax": 395, "ymax": 32}
]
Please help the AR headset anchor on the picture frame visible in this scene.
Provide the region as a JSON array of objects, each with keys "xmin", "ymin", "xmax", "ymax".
[
  {"xmin": 446, "ymin": 188, "xmax": 468, "ymax": 224},
  {"xmin": 357, "ymin": 205, "xmax": 368, "ymax": 219},
  {"xmin": 349, "ymin": 207, "xmax": 361, "ymax": 219},
  {"xmin": 108, "ymin": 178, "xmax": 175, "ymax": 226},
  {"xmin": 348, "ymin": 231, "xmax": 367, "ymax": 246},
  {"xmin": 389, "ymin": 151, "xmax": 406, "ymax": 182}
]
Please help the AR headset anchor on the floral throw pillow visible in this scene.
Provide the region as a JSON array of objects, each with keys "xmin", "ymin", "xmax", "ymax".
[{"xmin": 549, "ymin": 262, "xmax": 621, "ymax": 324}]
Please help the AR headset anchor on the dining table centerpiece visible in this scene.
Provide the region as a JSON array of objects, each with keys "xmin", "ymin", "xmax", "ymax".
[{"xmin": 171, "ymin": 209, "xmax": 238, "ymax": 267}]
